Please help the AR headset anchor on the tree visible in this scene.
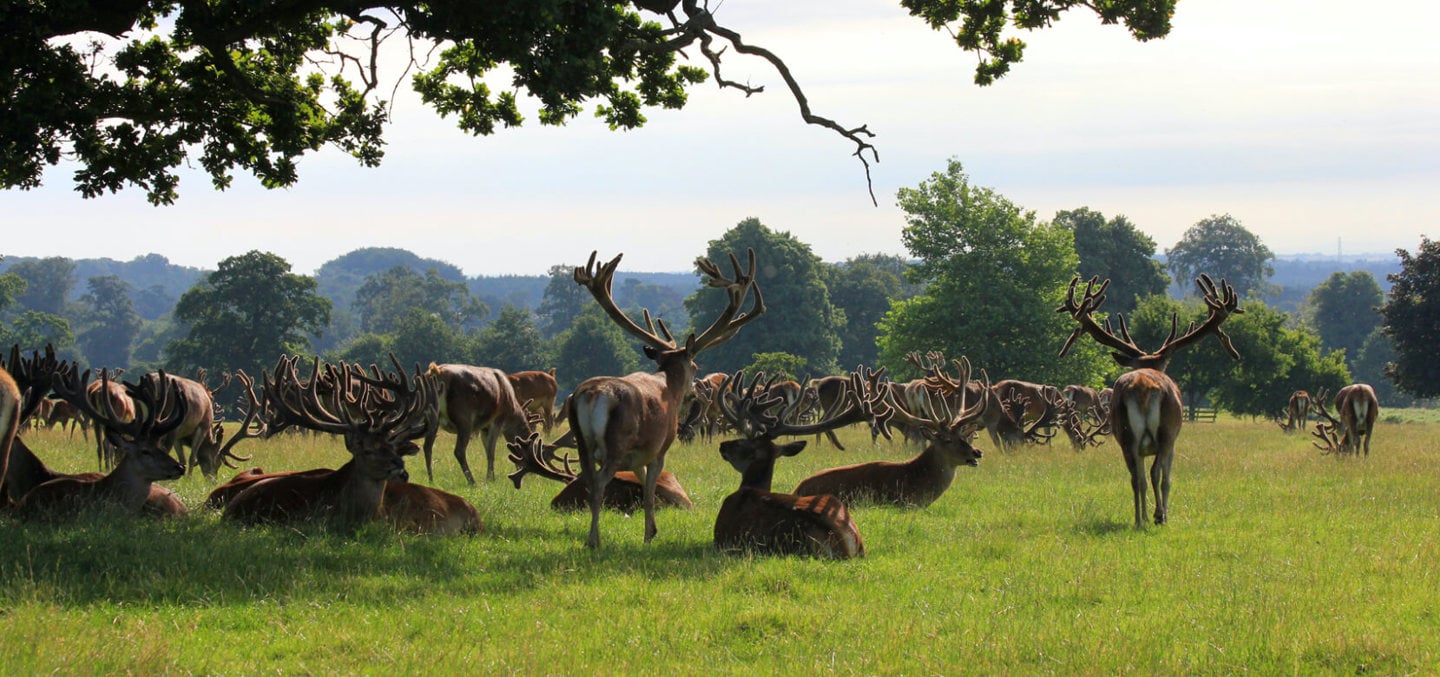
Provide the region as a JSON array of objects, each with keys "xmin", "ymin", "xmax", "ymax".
[
  {"xmin": 4, "ymin": 311, "xmax": 76, "ymax": 359},
  {"xmin": 685, "ymin": 217, "xmax": 842, "ymax": 377},
  {"xmin": 877, "ymin": 159, "xmax": 1111, "ymax": 386},
  {"xmin": 6, "ymin": 257, "xmax": 76, "ymax": 317},
  {"xmin": 76, "ymin": 274, "xmax": 142, "ymax": 369},
  {"xmin": 473, "ymin": 305, "xmax": 550, "ymax": 373},
  {"xmin": 1205, "ymin": 301, "xmax": 1349, "ymax": 418},
  {"xmin": 386, "ymin": 308, "xmax": 470, "ymax": 368},
  {"xmin": 1052, "ymin": 207, "xmax": 1168, "ymax": 315},
  {"xmin": 1308, "ymin": 271, "xmax": 1383, "ymax": 365},
  {"xmin": 826, "ymin": 253, "xmax": 917, "ymax": 371},
  {"xmin": 553, "ymin": 305, "xmax": 640, "ymax": 392},
  {"xmin": 1351, "ymin": 327, "xmax": 1403, "ymax": 406},
  {"xmin": 1380, "ymin": 238, "xmax": 1440, "ymax": 397},
  {"xmin": 3, "ymin": 3, "xmax": 1175, "ymax": 204},
  {"xmin": 352, "ymin": 265, "xmax": 487, "ymax": 335},
  {"xmin": 537, "ymin": 264, "xmax": 588, "ymax": 340},
  {"xmin": 165, "ymin": 251, "xmax": 332, "ymax": 376},
  {"xmin": 1165, "ymin": 214, "xmax": 1275, "ymax": 298}
]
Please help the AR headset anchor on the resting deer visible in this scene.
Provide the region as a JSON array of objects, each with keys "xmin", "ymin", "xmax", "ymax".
[
  {"xmin": 222, "ymin": 356, "xmax": 442, "ymax": 533},
  {"xmin": 569, "ymin": 249, "xmax": 764, "ymax": 548},
  {"xmin": 794, "ymin": 356, "xmax": 989, "ymax": 507},
  {"xmin": 1057, "ymin": 274, "xmax": 1242, "ymax": 527},
  {"xmin": 0, "ymin": 357, "xmax": 19, "ymax": 497},
  {"xmin": 713, "ymin": 369, "xmax": 879, "ymax": 559},
  {"xmin": 16, "ymin": 365, "xmax": 188, "ymax": 520},
  {"xmin": 1310, "ymin": 385, "xmax": 1378, "ymax": 456},
  {"xmin": 506, "ymin": 432, "xmax": 692, "ymax": 513},
  {"xmin": 423, "ymin": 362, "xmax": 532, "ymax": 484}
]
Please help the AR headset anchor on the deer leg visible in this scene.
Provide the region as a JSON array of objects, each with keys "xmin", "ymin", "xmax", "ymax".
[
  {"xmin": 452, "ymin": 429, "xmax": 478, "ymax": 485},
  {"xmin": 1150, "ymin": 452, "xmax": 1173, "ymax": 525},
  {"xmin": 823, "ymin": 429, "xmax": 846, "ymax": 451},
  {"xmin": 482, "ymin": 427, "xmax": 499, "ymax": 481},
  {"xmin": 1123, "ymin": 447, "xmax": 1146, "ymax": 528},
  {"xmin": 421, "ymin": 430, "xmax": 439, "ymax": 482},
  {"xmin": 640, "ymin": 458, "xmax": 662, "ymax": 544}
]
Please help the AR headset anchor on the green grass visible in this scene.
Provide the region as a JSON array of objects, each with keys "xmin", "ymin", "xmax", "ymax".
[{"xmin": 2, "ymin": 422, "xmax": 1438, "ymax": 674}]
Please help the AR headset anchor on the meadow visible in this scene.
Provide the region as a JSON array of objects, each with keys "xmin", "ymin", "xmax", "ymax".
[{"xmin": 1, "ymin": 418, "xmax": 1437, "ymax": 674}]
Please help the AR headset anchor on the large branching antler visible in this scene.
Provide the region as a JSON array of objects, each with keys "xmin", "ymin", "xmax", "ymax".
[
  {"xmin": 876, "ymin": 356, "xmax": 988, "ymax": 439},
  {"xmin": 505, "ymin": 431, "xmax": 578, "ymax": 489},
  {"xmin": 1058, "ymin": 274, "xmax": 1243, "ymax": 369},
  {"xmin": 3, "ymin": 344, "xmax": 60, "ymax": 425},
  {"xmin": 52, "ymin": 365, "xmax": 187, "ymax": 444}
]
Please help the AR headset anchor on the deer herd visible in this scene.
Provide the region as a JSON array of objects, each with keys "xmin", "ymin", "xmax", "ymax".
[{"xmin": 0, "ymin": 251, "xmax": 1387, "ymax": 559}]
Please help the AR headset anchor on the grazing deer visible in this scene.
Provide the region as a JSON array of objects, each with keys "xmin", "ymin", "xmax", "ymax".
[
  {"xmin": 222, "ymin": 356, "xmax": 440, "ymax": 533},
  {"xmin": 138, "ymin": 371, "xmax": 241, "ymax": 480},
  {"xmin": 423, "ymin": 362, "xmax": 532, "ymax": 484},
  {"xmin": 508, "ymin": 369, "xmax": 559, "ymax": 433},
  {"xmin": 713, "ymin": 369, "xmax": 879, "ymax": 559},
  {"xmin": 87, "ymin": 374, "xmax": 135, "ymax": 470},
  {"xmin": 794, "ymin": 356, "xmax": 989, "ymax": 507},
  {"xmin": 1276, "ymin": 389, "xmax": 1313, "ymax": 433},
  {"xmin": 44, "ymin": 398, "xmax": 86, "ymax": 437},
  {"xmin": 1310, "ymin": 385, "xmax": 1379, "ymax": 456},
  {"xmin": 808, "ymin": 374, "xmax": 852, "ymax": 450},
  {"xmin": 16, "ymin": 365, "xmax": 188, "ymax": 520},
  {"xmin": 1057, "ymin": 274, "xmax": 1242, "ymax": 527},
  {"xmin": 507, "ymin": 432, "xmax": 693, "ymax": 513},
  {"xmin": 569, "ymin": 249, "xmax": 764, "ymax": 548}
]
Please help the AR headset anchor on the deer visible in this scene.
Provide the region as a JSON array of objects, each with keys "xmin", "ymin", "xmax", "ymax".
[
  {"xmin": 16, "ymin": 364, "xmax": 189, "ymax": 520},
  {"xmin": 712, "ymin": 369, "xmax": 881, "ymax": 559},
  {"xmin": 0, "ymin": 348, "xmax": 24, "ymax": 501},
  {"xmin": 1275, "ymin": 389, "xmax": 1313, "ymax": 433},
  {"xmin": 793, "ymin": 356, "xmax": 989, "ymax": 507},
  {"xmin": 139, "ymin": 370, "xmax": 243, "ymax": 480},
  {"xmin": 1310, "ymin": 385, "xmax": 1379, "ymax": 456},
  {"xmin": 506, "ymin": 432, "xmax": 693, "ymax": 513},
  {"xmin": 508, "ymin": 368, "xmax": 559, "ymax": 433},
  {"xmin": 1057, "ymin": 274, "xmax": 1242, "ymax": 528},
  {"xmin": 423, "ymin": 362, "xmax": 533, "ymax": 484},
  {"xmin": 87, "ymin": 374, "xmax": 135, "ymax": 470},
  {"xmin": 568, "ymin": 248, "xmax": 764, "ymax": 548},
  {"xmin": 222, "ymin": 356, "xmax": 442, "ymax": 534},
  {"xmin": 808, "ymin": 373, "xmax": 853, "ymax": 450}
]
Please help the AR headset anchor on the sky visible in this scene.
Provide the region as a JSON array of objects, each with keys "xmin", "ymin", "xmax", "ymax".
[{"xmin": 2, "ymin": 0, "xmax": 1437, "ymax": 277}]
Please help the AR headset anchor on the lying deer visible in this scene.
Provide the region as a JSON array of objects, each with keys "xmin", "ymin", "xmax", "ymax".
[
  {"xmin": 16, "ymin": 365, "xmax": 188, "ymax": 520},
  {"xmin": 506, "ymin": 432, "xmax": 692, "ymax": 513},
  {"xmin": 793, "ymin": 356, "xmax": 989, "ymax": 507},
  {"xmin": 712, "ymin": 369, "xmax": 879, "ymax": 559}
]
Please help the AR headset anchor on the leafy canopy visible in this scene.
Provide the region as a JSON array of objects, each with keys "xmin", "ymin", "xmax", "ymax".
[{"xmin": 4, "ymin": 1, "xmax": 1175, "ymax": 204}]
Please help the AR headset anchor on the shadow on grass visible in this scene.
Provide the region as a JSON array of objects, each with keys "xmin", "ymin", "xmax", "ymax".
[{"xmin": 1072, "ymin": 517, "xmax": 1141, "ymax": 536}]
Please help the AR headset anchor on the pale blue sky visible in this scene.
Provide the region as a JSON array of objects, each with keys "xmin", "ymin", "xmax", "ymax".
[{"xmin": 3, "ymin": 0, "xmax": 1436, "ymax": 275}]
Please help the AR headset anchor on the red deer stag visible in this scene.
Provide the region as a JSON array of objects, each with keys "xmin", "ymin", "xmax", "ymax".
[
  {"xmin": 508, "ymin": 369, "xmax": 559, "ymax": 433},
  {"xmin": 1311, "ymin": 385, "xmax": 1379, "ymax": 456},
  {"xmin": 17, "ymin": 365, "xmax": 188, "ymax": 520},
  {"xmin": 569, "ymin": 249, "xmax": 764, "ymax": 548},
  {"xmin": 87, "ymin": 374, "xmax": 136, "ymax": 470},
  {"xmin": 139, "ymin": 371, "xmax": 241, "ymax": 480},
  {"xmin": 1057, "ymin": 274, "xmax": 1242, "ymax": 527},
  {"xmin": 423, "ymin": 362, "xmax": 532, "ymax": 484},
  {"xmin": 794, "ymin": 356, "xmax": 989, "ymax": 507},
  {"xmin": 0, "ymin": 354, "xmax": 18, "ymax": 494},
  {"xmin": 222, "ymin": 357, "xmax": 441, "ymax": 533},
  {"xmin": 207, "ymin": 369, "xmax": 479, "ymax": 535},
  {"xmin": 506, "ymin": 432, "xmax": 693, "ymax": 513},
  {"xmin": 1275, "ymin": 389, "xmax": 1313, "ymax": 433},
  {"xmin": 808, "ymin": 373, "xmax": 852, "ymax": 450},
  {"xmin": 713, "ymin": 369, "xmax": 881, "ymax": 559}
]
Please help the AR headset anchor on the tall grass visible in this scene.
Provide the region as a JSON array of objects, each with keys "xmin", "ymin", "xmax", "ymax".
[{"xmin": 2, "ymin": 421, "xmax": 1437, "ymax": 673}]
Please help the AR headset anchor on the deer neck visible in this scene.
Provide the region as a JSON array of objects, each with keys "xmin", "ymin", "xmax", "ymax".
[
  {"xmin": 95, "ymin": 456, "xmax": 157, "ymax": 512},
  {"xmin": 913, "ymin": 446, "xmax": 959, "ymax": 494},
  {"xmin": 738, "ymin": 453, "xmax": 778, "ymax": 492},
  {"xmin": 332, "ymin": 459, "xmax": 388, "ymax": 530},
  {"xmin": 3, "ymin": 438, "xmax": 60, "ymax": 503}
]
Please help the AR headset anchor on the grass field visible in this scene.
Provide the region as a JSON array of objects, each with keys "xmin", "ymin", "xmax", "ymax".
[{"xmin": 1, "ymin": 419, "xmax": 1437, "ymax": 674}]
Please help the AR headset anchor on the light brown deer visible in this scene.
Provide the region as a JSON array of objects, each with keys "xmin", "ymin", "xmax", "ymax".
[
  {"xmin": 712, "ymin": 369, "xmax": 880, "ymax": 559},
  {"xmin": 87, "ymin": 375, "xmax": 135, "ymax": 470},
  {"xmin": 569, "ymin": 249, "xmax": 764, "ymax": 548},
  {"xmin": 0, "ymin": 360, "xmax": 18, "ymax": 498},
  {"xmin": 423, "ymin": 362, "xmax": 532, "ymax": 484},
  {"xmin": 1057, "ymin": 274, "xmax": 1242, "ymax": 527},
  {"xmin": 16, "ymin": 365, "xmax": 188, "ymax": 520},
  {"xmin": 1310, "ymin": 385, "xmax": 1379, "ymax": 456},
  {"xmin": 506, "ymin": 432, "xmax": 692, "ymax": 513},
  {"xmin": 793, "ymin": 356, "xmax": 989, "ymax": 507},
  {"xmin": 808, "ymin": 373, "xmax": 852, "ymax": 450},
  {"xmin": 508, "ymin": 369, "xmax": 559, "ymax": 433},
  {"xmin": 1276, "ymin": 389, "xmax": 1313, "ymax": 433},
  {"xmin": 140, "ymin": 370, "xmax": 241, "ymax": 480},
  {"xmin": 222, "ymin": 356, "xmax": 441, "ymax": 533}
]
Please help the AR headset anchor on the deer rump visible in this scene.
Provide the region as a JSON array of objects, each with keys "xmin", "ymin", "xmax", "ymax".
[{"xmin": 714, "ymin": 488, "xmax": 863, "ymax": 559}]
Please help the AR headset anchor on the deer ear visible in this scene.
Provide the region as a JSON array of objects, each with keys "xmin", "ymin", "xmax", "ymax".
[{"xmin": 779, "ymin": 441, "xmax": 807, "ymax": 457}]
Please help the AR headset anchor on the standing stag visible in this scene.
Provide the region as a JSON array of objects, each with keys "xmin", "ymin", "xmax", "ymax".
[
  {"xmin": 508, "ymin": 369, "xmax": 559, "ymax": 433},
  {"xmin": 568, "ymin": 249, "xmax": 764, "ymax": 548},
  {"xmin": 423, "ymin": 362, "xmax": 532, "ymax": 484},
  {"xmin": 1310, "ymin": 385, "xmax": 1379, "ymax": 456},
  {"xmin": 141, "ymin": 370, "xmax": 243, "ymax": 480},
  {"xmin": 1275, "ymin": 389, "xmax": 1313, "ymax": 433},
  {"xmin": 712, "ymin": 369, "xmax": 880, "ymax": 559},
  {"xmin": 794, "ymin": 356, "xmax": 989, "ymax": 507},
  {"xmin": 1057, "ymin": 274, "xmax": 1242, "ymax": 527}
]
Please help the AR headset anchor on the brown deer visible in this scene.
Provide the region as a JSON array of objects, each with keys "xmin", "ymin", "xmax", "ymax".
[
  {"xmin": 139, "ymin": 370, "xmax": 241, "ymax": 480},
  {"xmin": 808, "ymin": 373, "xmax": 852, "ymax": 450},
  {"xmin": 506, "ymin": 432, "xmax": 693, "ymax": 513},
  {"xmin": 793, "ymin": 356, "xmax": 989, "ymax": 507},
  {"xmin": 508, "ymin": 369, "xmax": 559, "ymax": 433},
  {"xmin": 712, "ymin": 369, "xmax": 880, "ymax": 559},
  {"xmin": 16, "ymin": 365, "xmax": 188, "ymax": 520},
  {"xmin": 569, "ymin": 249, "xmax": 764, "ymax": 548},
  {"xmin": 87, "ymin": 375, "xmax": 135, "ymax": 470},
  {"xmin": 1311, "ymin": 385, "xmax": 1379, "ymax": 456},
  {"xmin": 222, "ymin": 356, "xmax": 441, "ymax": 533},
  {"xmin": 1276, "ymin": 389, "xmax": 1312, "ymax": 433},
  {"xmin": 423, "ymin": 362, "xmax": 532, "ymax": 484},
  {"xmin": 1057, "ymin": 274, "xmax": 1242, "ymax": 527}
]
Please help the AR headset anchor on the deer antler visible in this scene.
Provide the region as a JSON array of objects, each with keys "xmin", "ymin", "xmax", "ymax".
[
  {"xmin": 212, "ymin": 369, "xmax": 266, "ymax": 468},
  {"xmin": 505, "ymin": 431, "xmax": 578, "ymax": 489}
]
